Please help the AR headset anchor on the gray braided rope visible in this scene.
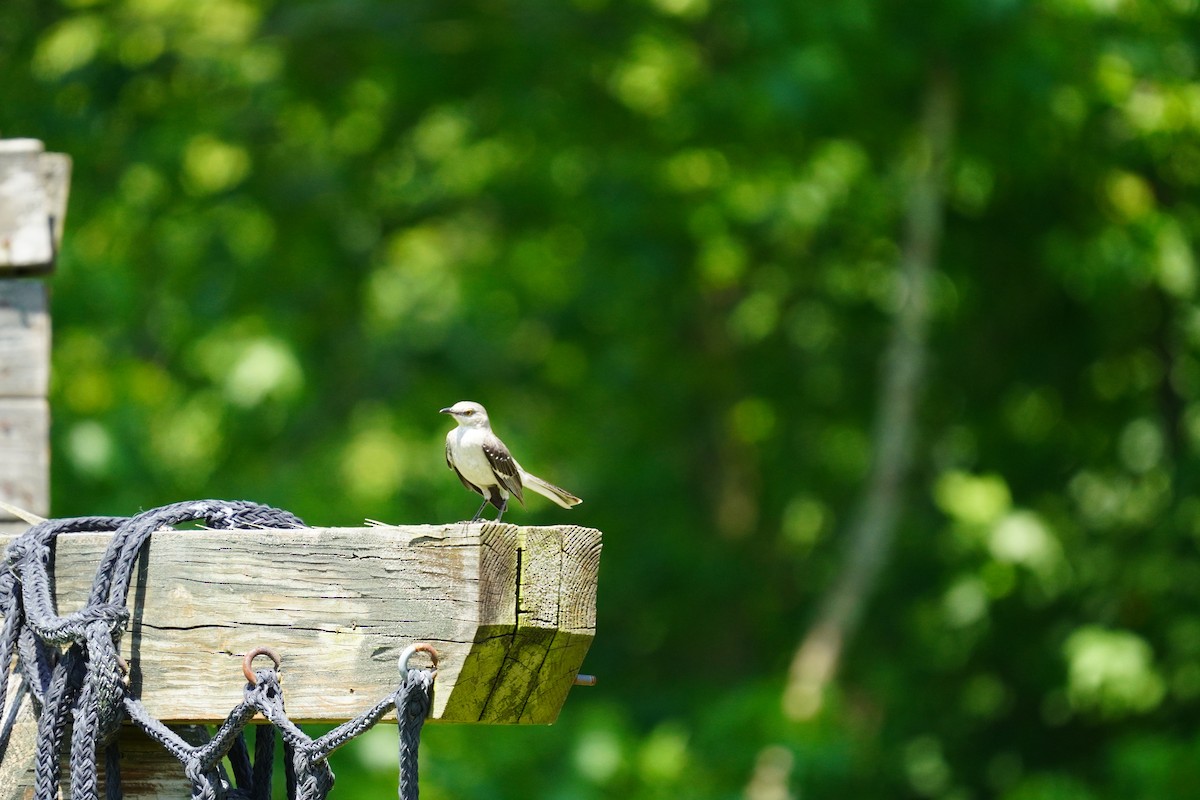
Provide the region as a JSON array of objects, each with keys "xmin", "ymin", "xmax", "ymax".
[
  {"xmin": 0, "ymin": 500, "xmax": 436, "ymax": 799},
  {"xmin": 398, "ymin": 669, "xmax": 435, "ymax": 800}
]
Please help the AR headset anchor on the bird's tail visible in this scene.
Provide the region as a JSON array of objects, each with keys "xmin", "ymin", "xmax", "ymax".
[{"xmin": 522, "ymin": 472, "xmax": 583, "ymax": 509}]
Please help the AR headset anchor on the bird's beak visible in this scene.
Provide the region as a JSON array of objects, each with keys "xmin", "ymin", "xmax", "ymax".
[{"xmin": 439, "ymin": 407, "xmax": 453, "ymax": 414}]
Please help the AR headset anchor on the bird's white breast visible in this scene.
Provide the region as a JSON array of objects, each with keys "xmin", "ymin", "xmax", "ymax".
[{"xmin": 448, "ymin": 427, "xmax": 499, "ymax": 487}]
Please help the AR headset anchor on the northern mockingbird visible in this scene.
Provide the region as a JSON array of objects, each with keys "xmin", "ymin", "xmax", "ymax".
[{"xmin": 441, "ymin": 400, "xmax": 582, "ymax": 522}]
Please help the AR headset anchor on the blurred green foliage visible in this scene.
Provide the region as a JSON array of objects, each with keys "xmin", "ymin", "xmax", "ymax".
[{"xmin": 6, "ymin": 0, "xmax": 1200, "ymax": 797}]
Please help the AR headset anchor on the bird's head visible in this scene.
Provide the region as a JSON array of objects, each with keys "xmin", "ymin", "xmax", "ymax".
[{"xmin": 440, "ymin": 400, "xmax": 491, "ymax": 429}]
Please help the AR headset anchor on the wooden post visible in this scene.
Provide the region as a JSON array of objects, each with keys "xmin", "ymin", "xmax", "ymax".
[
  {"xmin": 0, "ymin": 136, "xmax": 65, "ymax": 794},
  {"xmin": 0, "ymin": 137, "xmax": 66, "ymax": 536}
]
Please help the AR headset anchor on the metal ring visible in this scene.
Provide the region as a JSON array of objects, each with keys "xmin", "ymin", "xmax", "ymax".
[
  {"xmin": 242, "ymin": 646, "xmax": 282, "ymax": 686},
  {"xmin": 398, "ymin": 643, "xmax": 439, "ymax": 676}
]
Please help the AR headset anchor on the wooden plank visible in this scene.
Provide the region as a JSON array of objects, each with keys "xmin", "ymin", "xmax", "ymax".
[
  {"xmin": 0, "ymin": 280, "xmax": 49, "ymax": 397},
  {"xmin": 0, "ymin": 140, "xmax": 70, "ymax": 274},
  {"xmin": 0, "ymin": 524, "xmax": 599, "ymax": 723},
  {"xmin": 0, "ymin": 398, "xmax": 49, "ymax": 519}
]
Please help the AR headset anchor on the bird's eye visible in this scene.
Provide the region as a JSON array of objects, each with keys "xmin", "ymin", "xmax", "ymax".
[{"xmin": 464, "ymin": 409, "xmax": 474, "ymax": 416}]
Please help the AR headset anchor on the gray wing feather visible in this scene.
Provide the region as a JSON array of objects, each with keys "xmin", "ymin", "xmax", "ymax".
[{"xmin": 482, "ymin": 436, "xmax": 524, "ymax": 504}]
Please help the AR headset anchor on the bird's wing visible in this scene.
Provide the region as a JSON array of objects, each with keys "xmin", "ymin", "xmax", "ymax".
[
  {"xmin": 447, "ymin": 438, "xmax": 483, "ymax": 496},
  {"xmin": 483, "ymin": 435, "xmax": 525, "ymax": 505}
]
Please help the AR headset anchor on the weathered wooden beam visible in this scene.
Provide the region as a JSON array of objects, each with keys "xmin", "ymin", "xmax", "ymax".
[
  {"xmin": 2, "ymin": 523, "xmax": 599, "ymax": 723},
  {"xmin": 0, "ymin": 523, "xmax": 600, "ymax": 796}
]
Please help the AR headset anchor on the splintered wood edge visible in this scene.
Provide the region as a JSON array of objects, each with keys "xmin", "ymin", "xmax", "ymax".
[{"xmin": 0, "ymin": 524, "xmax": 601, "ymax": 726}]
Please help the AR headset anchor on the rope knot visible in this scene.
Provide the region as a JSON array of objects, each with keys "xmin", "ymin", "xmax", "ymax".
[
  {"xmin": 83, "ymin": 622, "xmax": 128, "ymax": 743},
  {"xmin": 27, "ymin": 602, "xmax": 129, "ymax": 647},
  {"xmin": 83, "ymin": 602, "xmax": 131, "ymax": 632},
  {"xmin": 245, "ymin": 671, "xmax": 285, "ymax": 709}
]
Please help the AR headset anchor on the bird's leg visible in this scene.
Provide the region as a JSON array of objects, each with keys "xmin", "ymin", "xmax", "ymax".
[
  {"xmin": 495, "ymin": 497, "xmax": 508, "ymax": 523},
  {"xmin": 470, "ymin": 497, "xmax": 489, "ymax": 522}
]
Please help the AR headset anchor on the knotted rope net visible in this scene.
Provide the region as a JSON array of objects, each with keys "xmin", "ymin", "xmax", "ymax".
[{"xmin": 0, "ymin": 500, "xmax": 436, "ymax": 800}]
